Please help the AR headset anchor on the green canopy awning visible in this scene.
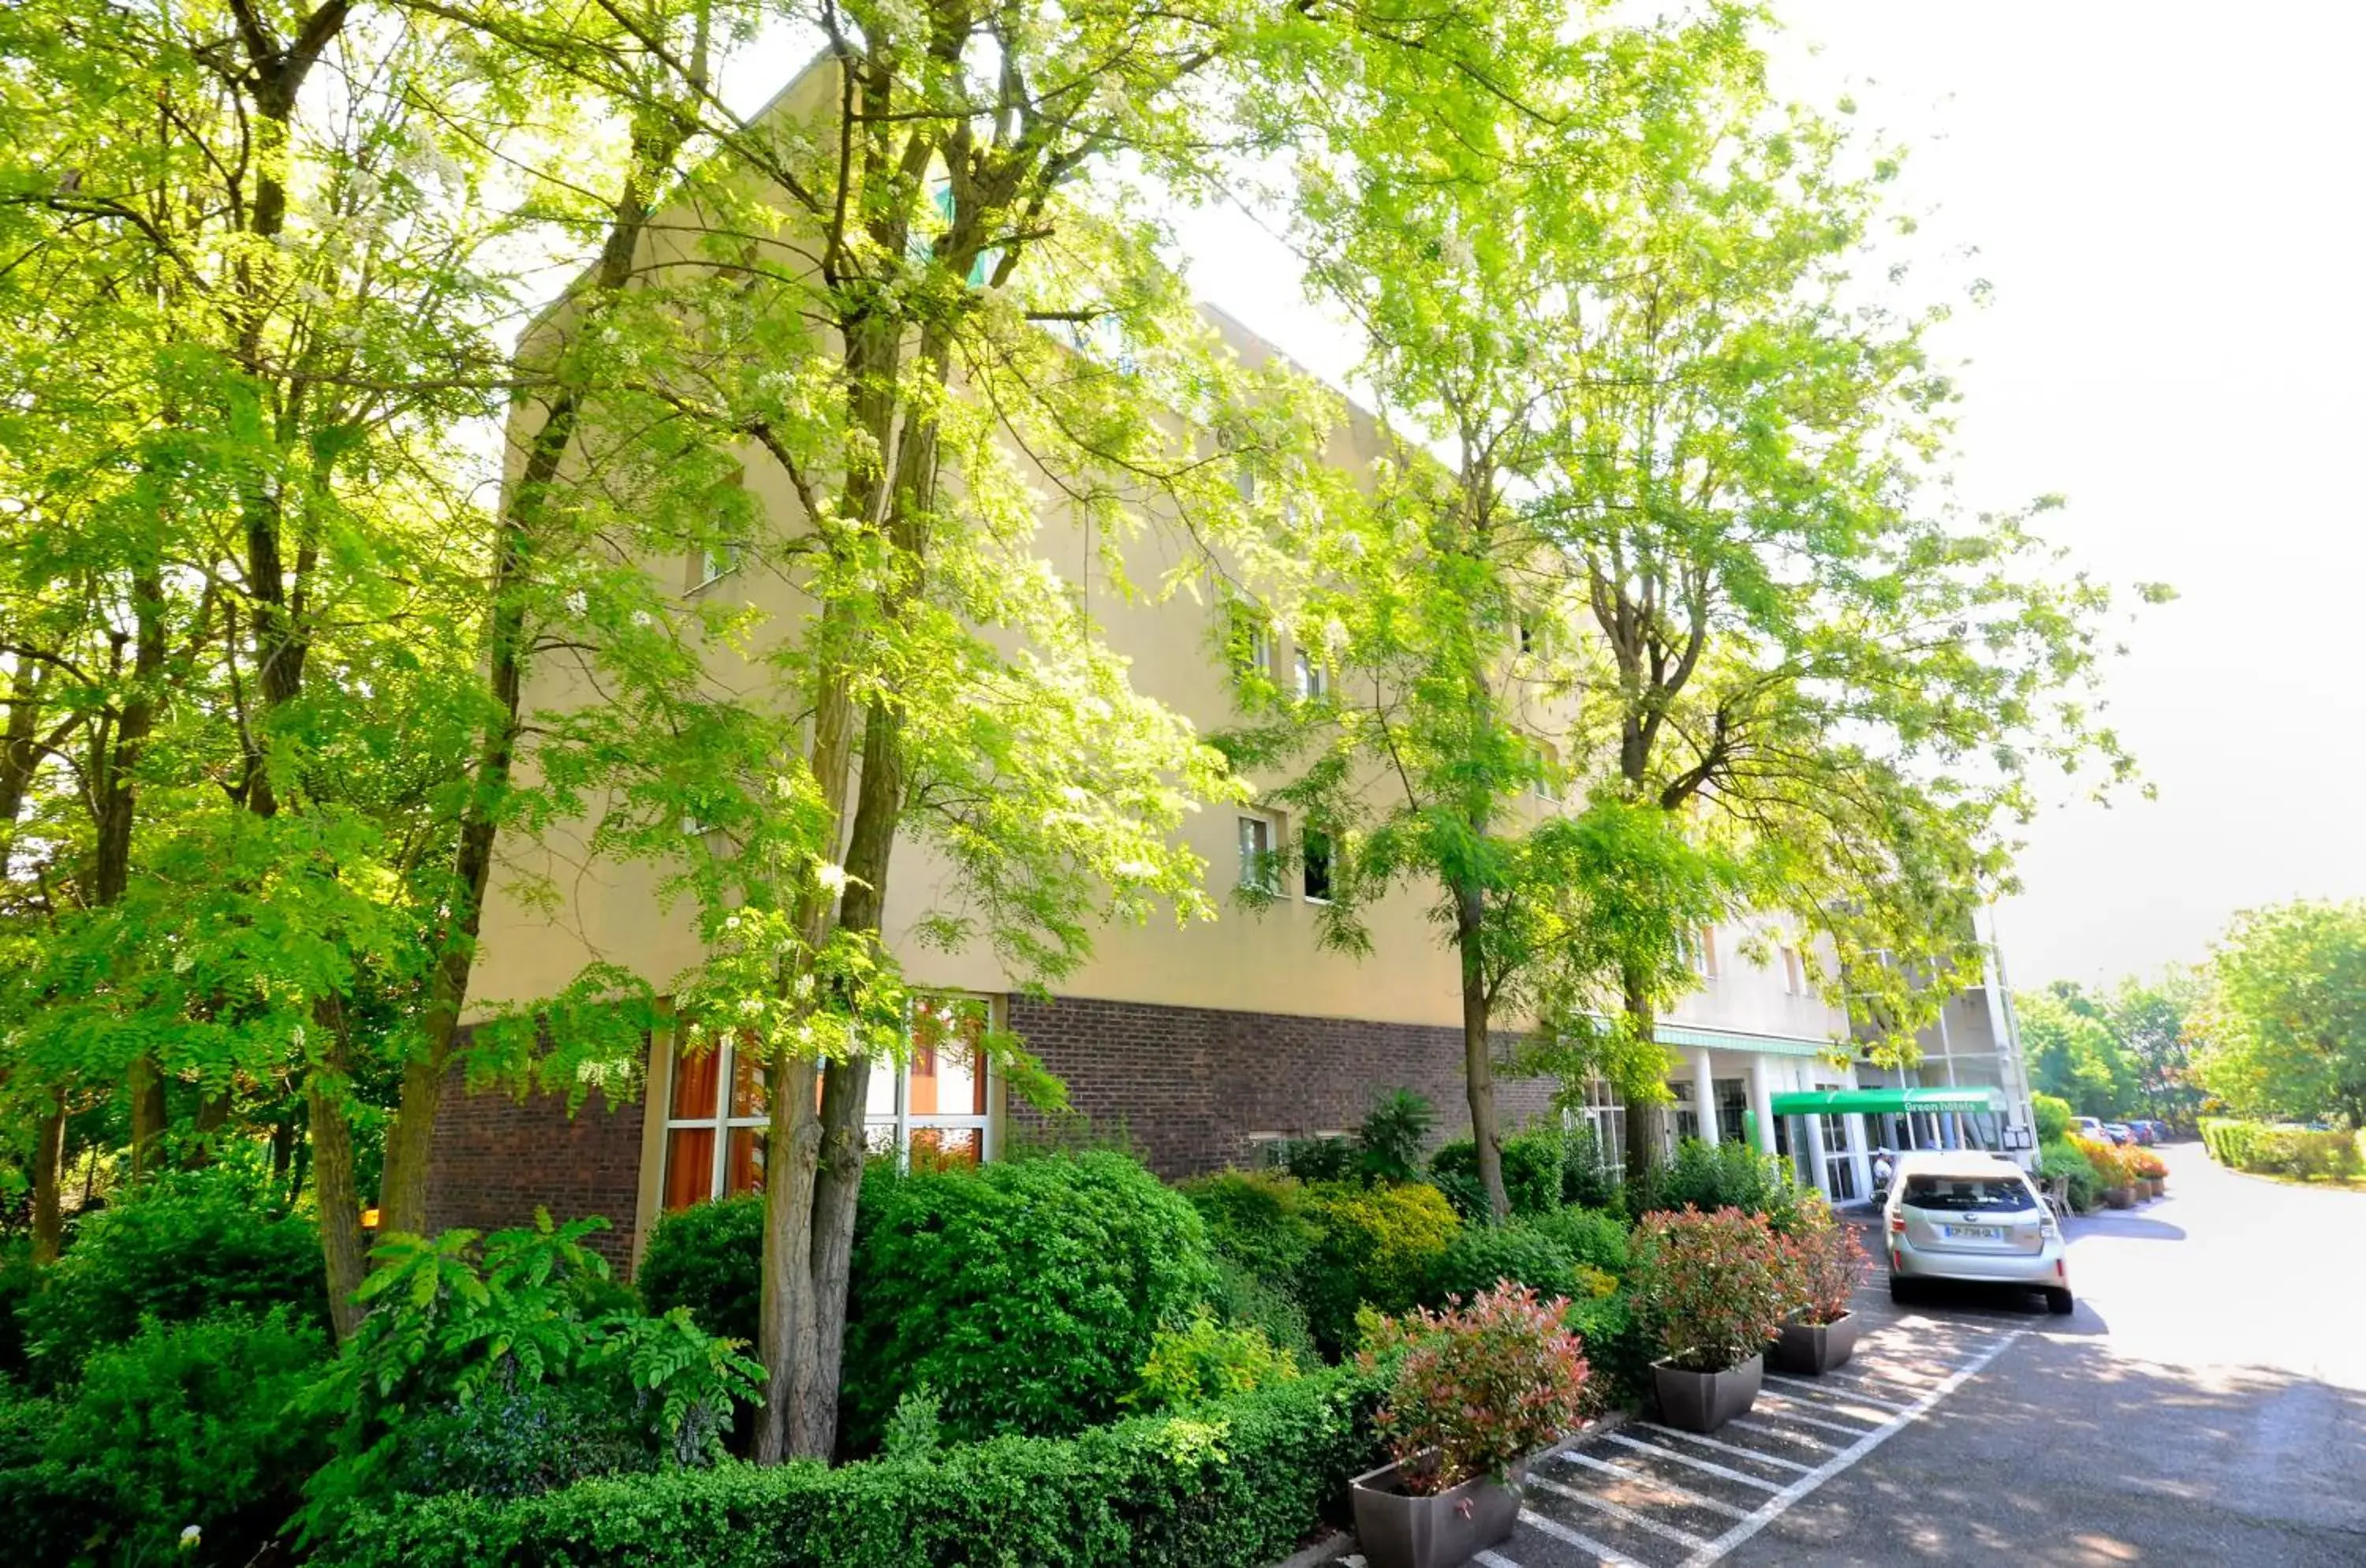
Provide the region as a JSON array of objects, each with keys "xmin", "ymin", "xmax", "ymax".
[{"xmin": 1768, "ymin": 1086, "xmax": 2006, "ymax": 1117}]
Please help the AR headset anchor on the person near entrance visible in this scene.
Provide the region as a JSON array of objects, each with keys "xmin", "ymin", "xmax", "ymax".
[{"xmin": 1871, "ymin": 1147, "xmax": 1896, "ymax": 1202}]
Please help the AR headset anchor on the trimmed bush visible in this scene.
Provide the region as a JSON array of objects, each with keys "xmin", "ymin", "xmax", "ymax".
[
  {"xmin": 1421, "ymin": 1221, "xmax": 1580, "ymax": 1308},
  {"xmin": 1628, "ymin": 1207, "xmax": 1790, "ymax": 1374},
  {"xmin": 1527, "ymin": 1204, "xmax": 1634, "ymax": 1279},
  {"xmin": 1562, "ymin": 1289, "xmax": 1653, "ymax": 1411},
  {"xmin": 843, "ymin": 1152, "xmax": 1220, "ymax": 1447},
  {"xmin": 2203, "ymin": 1118, "xmax": 2364, "ymax": 1182},
  {"xmin": 17, "ymin": 1168, "xmax": 328, "ymax": 1379},
  {"xmin": 1177, "ymin": 1169, "xmax": 1323, "ymax": 1286},
  {"xmin": 1634, "ymin": 1138, "xmax": 1808, "ymax": 1234},
  {"xmin": 335, "ymin": 1363, "xmax": 1392, "ymax": 1568},
  {"xmin": 1430, "ymin": 1133, "xmax": 1562, "ymax": 1219},
  {"xmin": 1297, "ymin": 1181, "xmax": 1461, "ymax": 1357},
  {"xmin": 2032, "ymin": 1092, "xmax": 2075, "ymax": 1143},
  {"xmin": 2036, "ymin": 1141, "xmax": 2099, "ymax": 1212},
  {"xmin": 638, "ymin": 1194, "xmax": 765, "ymax": 1346},
  {"xmin": 1125, "ymin": 1310, "xmax": 1299, "ymax": 1413},
  {"xmin": 1207, "ymin": 1258, "xmax": 1318, "ymax": 1369},
  {"xmin": 5, "ymin": 1308, "xmax": 334, "ymax": 1566}
]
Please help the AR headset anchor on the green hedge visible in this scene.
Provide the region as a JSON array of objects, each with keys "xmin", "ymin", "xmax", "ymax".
[
  {"xmin": 2202, "ymin": 1118, "xmax": 2364, "ymax": 1182},
  {"xmin": 335, "ymin": 1364, "xmax": 1389, "ymax": 1568}
]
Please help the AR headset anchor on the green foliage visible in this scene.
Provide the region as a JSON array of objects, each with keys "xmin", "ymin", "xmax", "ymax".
[
  {"xmin": 1125, "ymin": 1311, "xmax": 1300, "ymax": 1413},
  {"xmin": 2202, "ymin": 1119, "xmax": 2364, "ymax": 1182},
  {"xmin": 2032, "ymin": 1092, "xmax": 2076, "ymax": 1142},
  {"xmin": 1526, "ymin": 1205, "xmax": 1635, "ymax": 1280},
  {"xmin": 1562, "ymin": 1288, "xmax": 1655, "ymax": 1413},
  {"xmin": 3, "ymin": 1308, "xmax": 334, "ymax": 1567},
  {"xmin": 2018, "ymin": 990, "xmax": 2144, "ymax": 1119},
  {"xmin": 1633, "ymin": 1140, "xmax": 1807, "ymax": 1234},
  {"xmin": 334, "ymin": 1364, "xmax": 1393, "ymax": 1568},
  {"xmin": 1205, "ymin": 1260, "xmax": 1319, "ymax": 1371},
  {"xmin": 0, "ymin": 1240, "xmax": 35, "ymax": 1378},
  {"xmin": 881, "ymin": 1387, "xmax": 946, "ymax": 1462},
  {"xmin": 304, "ymin": 1215, "xmax": 759, "ymax": 1536},
  {"xmin": 1177, "ymin": 1170, "xmax": 1323, "ymax": 1287},
  {"xmin": 18, "ymin": 1168, "xmax": 327, "ymax": 1381},
  {"xmin": 843, "ymin": 1152, "xmax": 1220, "ymax": 1447},
  {"xmin": 1420, "ymin": 1222, "xmax": 1581, "ymax": 1308},
  {"xmin": 636, "ymin": 1194, "xmax": 764, "ymax": 1348},
  {"xmin": 1272, "ymin": 1137, "xmax": 1361, "ymax": 1185},
  {"xmin": 1297, "ymin": 1181, "xmax": 1461, "ymax": 1358},
  {"xmin": 1431, "ymin": 1132, "xmax": 1562, "ymax": 1219},
  {"xmin": 1355, "ymin": 1088, "xmax": 1437, "ymax": 1185},
  {"xmin": 2036, "ymin": 1141, "xmax": 2100, "ymax": 1212},
  {"xmin": 2197, "ymin": 902, "xmax": 2366, "ymax": 1127}
]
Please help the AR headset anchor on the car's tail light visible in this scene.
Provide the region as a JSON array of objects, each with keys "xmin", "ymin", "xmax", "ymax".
[{"xmin": 1888, "ymin": 1213, "xmax": 1907, "ymax": 1234}]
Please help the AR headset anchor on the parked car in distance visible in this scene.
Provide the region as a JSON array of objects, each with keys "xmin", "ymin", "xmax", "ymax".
[
  {"xmin": 2073, "ymin": 1116, "xmax": 2107, "ymax": 1141},
  {"xmin": 1883, "ymin": 1151, "xmax": 2073, "ymax": 1316},
  {"xmin": 2102, "ymin": 1122, "xmax": 2133, "ymax": 1145},
  {"xmin": 2125, "ymin": 1122, "xmax": 2157, "ymax": 1146}
]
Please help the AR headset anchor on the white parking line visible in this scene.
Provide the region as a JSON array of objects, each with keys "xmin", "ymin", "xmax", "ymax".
[
  {"xmin": 1760, "ymin": 1373, "xmax": 1917, "ymax": 1413},
  {"xmin": 1743, "ymin": 1394, "xmax": 1883, "ymax": 1437},
  {"xmin": 1723, "ymin": 1417, "xmax": 1838, "ymax": 1452},
  {"xmin": 1598, "ymin": 1432, "xmax": 1783, "ymax": 1493},
  {"xmin": 1519, "ymin": 1506, "xmax": 1652, "ymax": 1566},
  {"xmin": 1677, "ymin": 1327, "xmax": 2028, "ymax": 1566},
  {"xmin": 1529, "ymin": 1473, "xmax": 1715, "ymax": 1551},
  {"xmin": 1558, "ymin": 1448, "xmax": 1756, "ymax": 1517},
  {"xmin": 1635, "ymin": 1424, "xmax": 1817, "ymax": 1475},
  {"xmin": 1472, "ymin": 1551, "xmax": 1526, "ymax": 1568}
]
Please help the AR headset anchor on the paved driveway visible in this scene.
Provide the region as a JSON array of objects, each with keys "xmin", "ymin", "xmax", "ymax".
[{"xmin": 1476, "ymin": 1142, "xmax": 2366, "ymax": 1567}]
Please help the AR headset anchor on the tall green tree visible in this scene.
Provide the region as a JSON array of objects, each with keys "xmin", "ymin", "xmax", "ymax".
[
  {"xmin": 2196, "ymin": 901, "xmax": 2366, "ymax": 1126},
  {"xmin": 2017, "ymin": 986, "xmax": 2140, "ymax": 1119}
]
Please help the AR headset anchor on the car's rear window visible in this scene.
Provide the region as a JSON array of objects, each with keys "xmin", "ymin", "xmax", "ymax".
[{"xmin": 1901, "ymin": 1175, "xmax": 2036, "ymax": 1212}]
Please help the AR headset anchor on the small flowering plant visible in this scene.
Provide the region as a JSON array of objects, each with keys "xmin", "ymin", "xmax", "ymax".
[
  {"xmin": 1629, "ymin": 1206, "xmax": 1789, "ymax": 1374},
  {"xmin": 1779, "ymin": 1198, "xmax": 1868, "ymax": 1326},
  {"xmin": 2129, "ymin": 1146, "xmax": 2168, "ymax": 1182},
  {"xmin": 1358, "ymin": 1282, "xmax": 1590, "ymax": 1494}
]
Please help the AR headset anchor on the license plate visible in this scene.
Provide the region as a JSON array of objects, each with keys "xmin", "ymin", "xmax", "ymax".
[{"xmin": 1943, "ymin": 1224, "xmax": 2002, "ymax": 1241}]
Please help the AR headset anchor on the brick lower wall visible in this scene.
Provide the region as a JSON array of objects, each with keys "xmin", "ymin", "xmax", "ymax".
[
  {"xmin": 423, "ymin": 1063, "xmax": 647, "ymax": 1275},
  {"xmin": 1006, "ymin": 994, "xmax": 1556, "ymax": 1178}
]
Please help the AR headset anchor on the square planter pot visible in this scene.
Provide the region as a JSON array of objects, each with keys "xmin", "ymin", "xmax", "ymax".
[
  {"xmin": 1349, "ymin": 1454, "xmax": 1527, "ymax": 1568},
  {"xmin": 1652, "ymin": 1352, "xmax": 1763, "ymax": 1433},
  {"xmin": 2148, "ymin": 1178, "xmax": 2166, "ymax": 1198},
  {"xmin": 2104, "ymin": 1185, "xmax": 2135, "ymax": 1209},
  {"xmin": 1771, "ymin": 1310, "xmax": 1862, "ymax": 1376}
]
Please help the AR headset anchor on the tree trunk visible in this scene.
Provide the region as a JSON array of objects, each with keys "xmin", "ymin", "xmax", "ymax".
[
  {"xmin": 1621, "ymin": 974, "xmax": 1663, "ymax": 1190},
  {"xmin": 128, "ymin": 1058, "xmax": 169, "ymax": 1180},
  {"xmin": 754, "ymin": 1056, "xmax": 823, "ymax": 1465},
  {"xmin": 308, "ymin": 999, "xmax": 368, "ymax": 1342},
  {"xmin": 30, "ymin": 1090, "xmax": 66, "ymax": 1264},
  {"xmin": 1454, "ymin": 877, "xmax": 1510, "ymax": 1219}
]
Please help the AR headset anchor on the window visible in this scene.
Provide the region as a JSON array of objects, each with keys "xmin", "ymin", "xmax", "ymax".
[
  {"xmin": 1302, "ymin": 828, "xmax": 1333, "ymax": 903},
  {"xmin": 1681, "ymin": 926, "xmax": 1719, "ymax": 979},
  {"xmin": 1237, "ymin": 813, "xmax": 1277, "ymax": 893},
  {"xmin": 692, "ymin": 540, "xmax": 741, "ymax": 588},
  {"xmin": 1293, "ymin": 647, "xmax": 1327, "ymax": 700},
  {"xmin": 1229, "ymin": 607, "xmax": 1273, "ymax": 680},
  {"xmin": 1781, "ymin": 945, "xmax": 1806, "ymax": 996},
  {"xmin": 1901, "ymin": 1174, "xmax": 2037, "ymax": 1213},
  {"xmin": 659, "ymin": 998, "xmax": 995, "ymax": 1207},
  {"xmin": 1528, "ymin": 739, "xmax": 1561, "ymax": 804},
  {"xmin": 1567, "ymin": 1080, "xmax": 1625, "ymax": 1173}
]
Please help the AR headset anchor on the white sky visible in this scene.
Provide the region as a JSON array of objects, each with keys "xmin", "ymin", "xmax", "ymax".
[{"xmin": 1173, "ymin": 3, "xmax": 2366, "ymax": 989}]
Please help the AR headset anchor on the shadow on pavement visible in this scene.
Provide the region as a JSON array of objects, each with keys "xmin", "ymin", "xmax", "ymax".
[{"xmin": 1724, "ymin": 1336, "xmax": 2366, "ymax": 1566}]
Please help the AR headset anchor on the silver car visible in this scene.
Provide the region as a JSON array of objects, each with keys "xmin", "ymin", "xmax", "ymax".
[{"xmin": 1883, "ymin": 1152, "xmax": 2073, "ymax": 1315}]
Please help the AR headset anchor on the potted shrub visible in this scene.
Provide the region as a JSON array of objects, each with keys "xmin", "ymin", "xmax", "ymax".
[
  {"xmin": 1351, "ymin": 1282, "xmax": 1591, "ymax": 1568},
  {"xmin": 2130, "ymin": 1147, "xmax": 2168, "ymax": 1197},
  {"xmin": 1771, "ymin": 1198, "xmax": 1868, "ymax": 1376},
  {"xmin": 2077, "ymin": 1137, "xmax": 2135, "ymax": 1208},
  {"xmin": 1630, "ymin": 1207, "xmax": 1789, "ymax": 1433}
]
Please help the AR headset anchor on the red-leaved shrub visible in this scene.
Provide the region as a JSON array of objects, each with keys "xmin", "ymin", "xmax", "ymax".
[
  {"xmin": 1359, "ymin": 1282, "xmax": 1589, "ymax": 1493},
  {"xmin": 1779, "ymin": 1198, "xmax": 1868, "ymax": 1326},
  {"xmin": 1629, "ymin": 1205, "xmax": 1789, "ymax": 1373}
]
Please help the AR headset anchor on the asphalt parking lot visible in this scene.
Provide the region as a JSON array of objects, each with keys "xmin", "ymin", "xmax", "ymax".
[{"xmin": 1472, "ymin": 1142, "xmax": 2366, "ymax": 1567}]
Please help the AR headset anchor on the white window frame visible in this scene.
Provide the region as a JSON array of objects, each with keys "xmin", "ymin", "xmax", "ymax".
[
  {"xmin": 1293, "ymin": 647, "xmax": 1327, "ymax": 700},
  {"xmin": 692, "ymin": 540, "xmax": 741, "ymax": 591},
  {"xmin": 660, "ymin": 996, "xmax": 998, "ymax": 1203},
  {"xmin": 1781, "ymin": 944, "xmax": 1805, "ymax": 996},
  {"xmin": 1237, "ymin": 812, "xmax": 1278, "ymax": 894}
]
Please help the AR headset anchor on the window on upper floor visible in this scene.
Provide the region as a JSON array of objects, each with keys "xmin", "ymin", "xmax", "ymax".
[
  {"xmin": 1293, "ymin": 646, "xmax": 1328, "ymax": 700},
  {"xmin": 1237, "ymin": 812, "xmax": 1278, "ymax": 894},
  {"xmin": 1682, "ymin": 926, "xmax": 1719, "ymax": 980},
  {"xmin": 1302, "ymin": 827, "xmax": 1334, "ymax": 903},
  {"xmin": 1782, "ymin": 944, "xmax": 1807, "ymax": 996}
]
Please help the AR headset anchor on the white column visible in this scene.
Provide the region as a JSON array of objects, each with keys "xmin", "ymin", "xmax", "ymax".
[
  {"xmin": 1748, "ymin": 1058, "xmax": 1777, "ymax": 1153},
  {"xmin": 1801, "ymin": 1106, "xmax": 1830, "ymax": 1198},
  {"xmin": 1692, "ymin": 1048, "xmax": 1719, "ymax": 1145}
]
